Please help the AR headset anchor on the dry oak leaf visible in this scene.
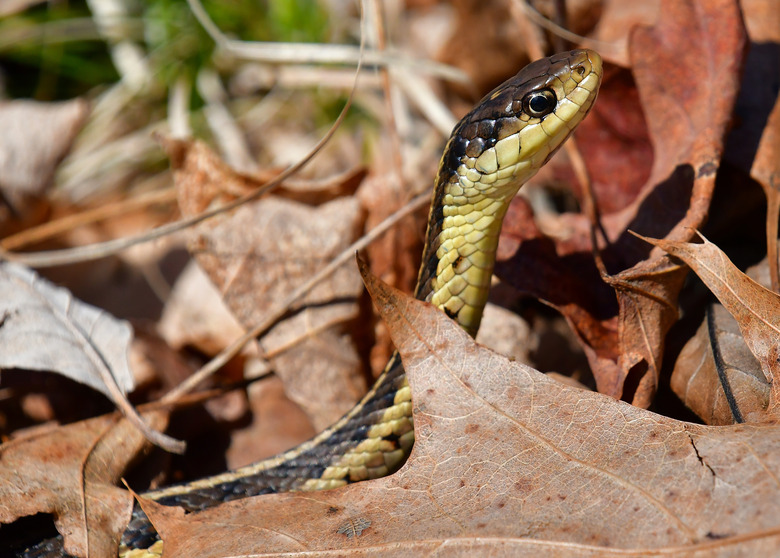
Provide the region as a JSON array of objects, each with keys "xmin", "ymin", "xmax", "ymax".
[
  {"xmin": 749, "ymin": 93, "xmax": 780, "ymax": 291},
  {"xmin": 594, "ymin": 0, "xmax": 748, "ymax": 405},
  {"xmin": 646, "ymin": 233, "xmax": 780, "ymax": 421},
  {"xmin": 185, "ymin": 195, "xmax": 366, "ymax": 429},
  {"xmin": 141, "ymin": 264, "xmax": 780, "ymax": 557},
  {"xmin": 0, "ymin": 410, "xmax": 167, "ymax": 557}
]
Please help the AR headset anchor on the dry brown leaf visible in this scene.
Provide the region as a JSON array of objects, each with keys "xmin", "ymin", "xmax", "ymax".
[
  {"xmin": 496, "ymin": 0, "xmax": 747, "ymax": 406},
  {"xmin": 0, "ymin": 410, "xmax": 167, "ymax": 557},
  {"xmin": 590, "ymin": 0, "xmax": 660, "ymax": 66},
  {"xmin": 224, "ymin": 376, "xmax": 316, "ymax": 470},
  {"xmin": 168, "ymin": 139, "xmax": 367, "ymax": 429},
  {"xmin": 140, "ymin": 264, "xmax": 780, "ymax": 557},
  {"xmin": 564, "ymin": 65, "xmax": 653, "ymax": 215},
  {"xmin": 158, "ymin": 260, "xmax": 249, "ymax": 357},
  {"xmin": 671, "ymin": 304, "xmax": 769, "ymax": 425},
  {"xmin": 595, "ymin": 0, "xmax": 747, "ymax": 405},
  {"xmin": 723, "ymin": 0, "xmax": 780, "ymax": 175},
  {"xmin": 474, "ymin": 302, "xmax": 537, "ymax": 366},
  {"xmin": 437, "ymin": 0, "xmax": 529, "ymax": 98},
  {"xmin": 189, "ymin": 195, "xmax": 367, "ymax": 429},
  {"xmin": 647, "ymin": 234, "xmax": 780, "ymax": 418}
]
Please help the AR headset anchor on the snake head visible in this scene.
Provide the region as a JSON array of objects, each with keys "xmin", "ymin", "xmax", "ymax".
[{"xmin": 443, "ymin": 49, "xmax": 603, "ymax": 194}]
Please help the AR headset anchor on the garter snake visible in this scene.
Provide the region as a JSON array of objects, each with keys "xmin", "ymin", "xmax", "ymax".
[{"xmin": 23, "ymin": 49, "xmax": 602, "ymax": 558}]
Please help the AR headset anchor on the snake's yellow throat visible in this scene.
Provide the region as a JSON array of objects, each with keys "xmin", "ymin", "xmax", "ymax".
[{"xmin": 416, "ymin": 49, "xmax": 603, "ymax": 336}]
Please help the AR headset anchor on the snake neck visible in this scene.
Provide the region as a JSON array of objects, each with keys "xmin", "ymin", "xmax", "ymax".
[
  {"xmin": 413, "ymin": 49, "xmax": 603, "ymax": 340},
  {"xmin": 415, "ymin": 164, "xmax": 530, "ymax": 338}
]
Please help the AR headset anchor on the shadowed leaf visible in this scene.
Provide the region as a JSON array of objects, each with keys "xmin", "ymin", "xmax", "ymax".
[{"xmin": 646, "ymin": 234, "xmax": 780, "ymax": 419}]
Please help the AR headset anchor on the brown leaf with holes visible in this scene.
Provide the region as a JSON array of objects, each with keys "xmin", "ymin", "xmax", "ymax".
[
  {"xmin": 141, "ymin": 266, "xmax": 780, "ymax": 557},
  {"xmin": 495, "ymin": 0, "xmax": 747, "ymax": 406},
  {"xmin": 0, "ymin": 410, "xmax": 167, "ymax": 557},
  {"xmin": 646, "ymin": 235, "xmax": 780, "ymax": 419},
  {"xmin": 166, "ymin": 138, "xmax": 367, "ymax": 429}
]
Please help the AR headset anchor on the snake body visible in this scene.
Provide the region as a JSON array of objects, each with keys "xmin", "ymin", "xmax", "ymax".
[{"xmin": 23, "ymin": 49, "xmax": 602, "ymax": 558}]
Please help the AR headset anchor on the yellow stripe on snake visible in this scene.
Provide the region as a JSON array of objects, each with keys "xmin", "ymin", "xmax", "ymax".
[{"xmin": 24, "ymin": 49, "xmax": 602, "ymax": 558}]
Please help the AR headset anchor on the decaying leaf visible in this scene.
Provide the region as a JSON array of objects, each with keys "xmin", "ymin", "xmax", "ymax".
[
  {"xmin": 569, "ymin": 65, "xmax": 654, "ymax": 215},
  {"xmin": 647, "ymin": 234, "xmax": 780, "ymax": 418},
  {"xmin": 672, "ymin": 304, "xmax": 769, "ymax": 425},
  {"xmin": 474, "ymin": 302, "xmax": 537, "ymax": 366},
  {"xmin": 167, "ymin": 138, "xmax": 367, "ymax": 428},
  {"xmin": 139, "ymin": 265, "xmax": 780, "ymax": 557},
  {"xmin": 224, "ymin": 376, "xmax": 316, "ymax": 469},
  {"xmin": 0, "ymin": 410, "xmax": 167, "ymax": 557},
  {"xmin": 437, "ymin": 0, "xmax": 529, "ymax": 98},
  {"xmin": 0, "ymin": 261, "xmax": 135, "ymax": 399},
  {"xmin": 589, "ymin": 0, "xmax": 660, "ymax": 66}
]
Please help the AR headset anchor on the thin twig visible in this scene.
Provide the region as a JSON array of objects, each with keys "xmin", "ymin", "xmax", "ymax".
[{"xmin": 0, "ymin": 188, "xmax": 177, "ymax": 251}]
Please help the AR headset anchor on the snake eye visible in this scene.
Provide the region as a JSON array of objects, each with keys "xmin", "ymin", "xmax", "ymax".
[{"xmin": 522, "ymin": 89, "xmax": 557, "ymax": 118}]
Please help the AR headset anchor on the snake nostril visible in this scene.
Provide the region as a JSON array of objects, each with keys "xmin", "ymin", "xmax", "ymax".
[{"xmin": 575, "ymin": 65, "xmax": 586, "ymax": 76}]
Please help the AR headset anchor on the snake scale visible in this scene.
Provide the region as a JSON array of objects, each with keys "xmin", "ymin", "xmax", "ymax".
[{"xmin": 21, "ymin": 49, "xmax": 602, "ymax": 557}]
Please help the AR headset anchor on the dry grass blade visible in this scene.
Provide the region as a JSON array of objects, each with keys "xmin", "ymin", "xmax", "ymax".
[{"xmin": 0, "ymin": 188, "xmax": 177, "ymax": 251}]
